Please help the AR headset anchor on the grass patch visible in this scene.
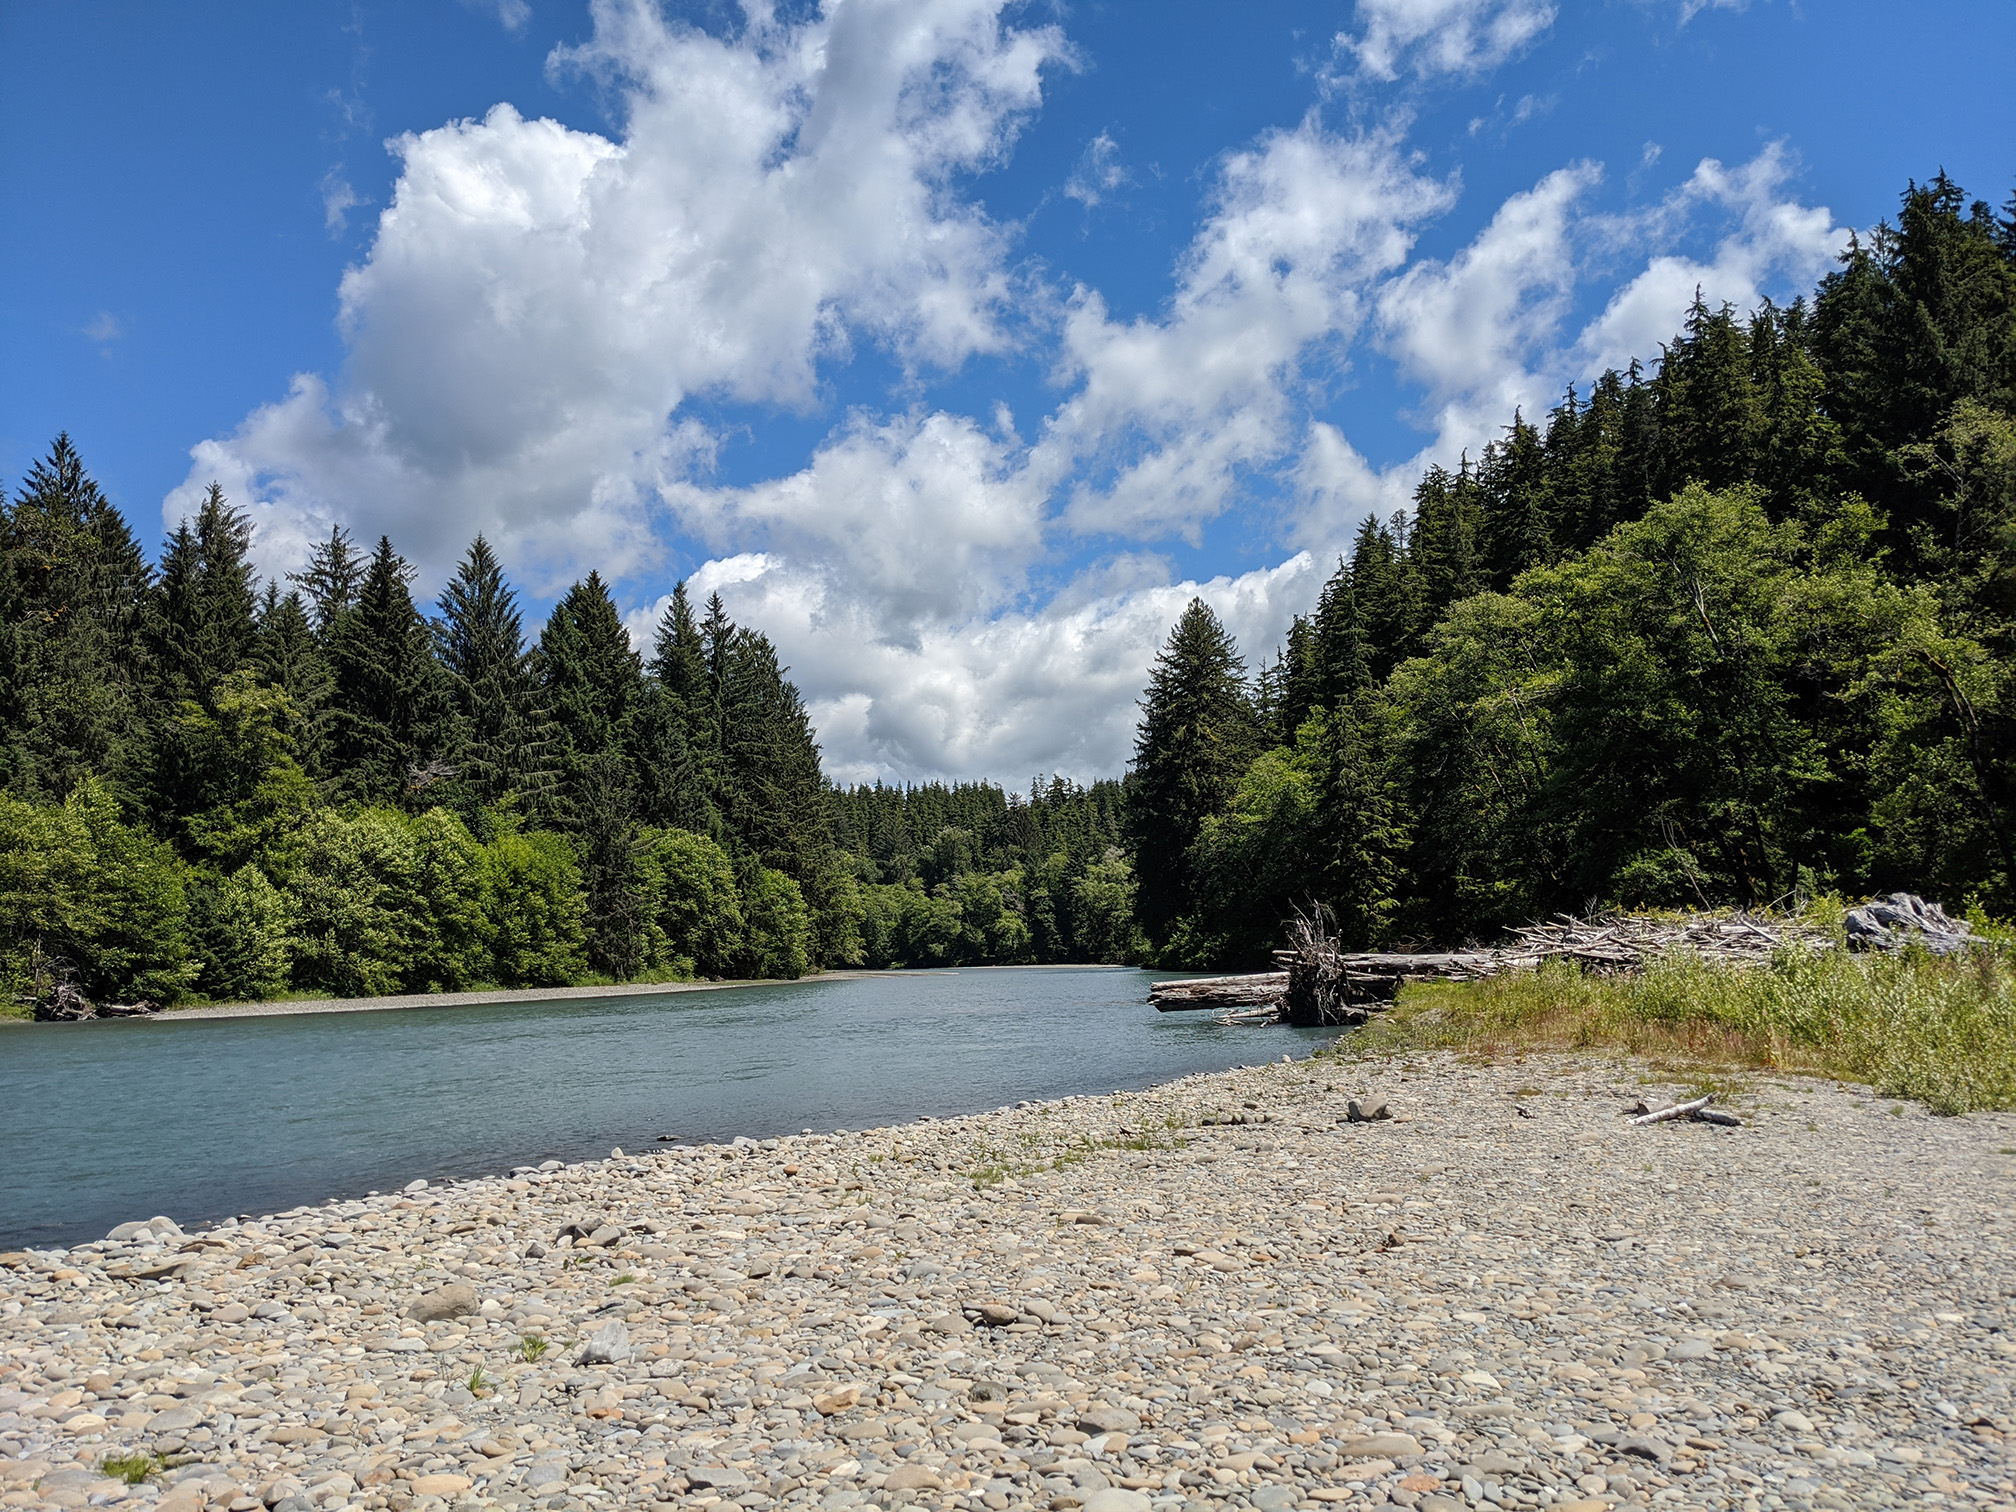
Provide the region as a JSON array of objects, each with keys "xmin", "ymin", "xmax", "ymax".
[
  {"xmin": 99, "ymin": 1455, "xmax": 158, "ymax": 1487},
  {"xmin": 515, "ymin": 1333, "xmax": 549, "ymax": 1363},
  {"xmin": 965, "ymin": 1115, "xmax": 1189, "ymax": 1186},
  {"xmin": 1333, "ymin": 945, "xmax": 2016, "ymax": 1115}
]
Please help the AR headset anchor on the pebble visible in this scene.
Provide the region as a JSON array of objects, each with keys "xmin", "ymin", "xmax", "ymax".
[{"xmin": 1, "ymin": 1053, "xmax": 2012, "ymax": 1512}]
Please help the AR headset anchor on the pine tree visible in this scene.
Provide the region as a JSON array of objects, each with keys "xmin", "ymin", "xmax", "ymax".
[
  {"xmin": 1124, "ymin": 599, "xmax": 1259, "ymax": 948},
  {"xmin": 326, "ymin": 536, "xmax": 447, "ymax": 803},
  {"xmin": 0, "ymin": 435, "xmax": 151, "ymax": 798}
]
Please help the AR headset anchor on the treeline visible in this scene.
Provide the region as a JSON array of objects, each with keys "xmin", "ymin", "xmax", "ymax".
[
  {"xmin": 1128, "ymin": 171, "xmax": 2016, "ymax": 966},
  {"xmin": 829, "ymin": 777, "xmax": 1140, "ymax": 967},
  {"xmin": 0, "ymin": 468, "xmax": 863, "ymax": 1006},
  {"xmin": 0, "ymin": 433, "xmax": 1152, "ymax": 1009}
]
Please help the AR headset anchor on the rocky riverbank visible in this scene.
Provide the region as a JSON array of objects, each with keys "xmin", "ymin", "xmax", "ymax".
[{"xmin": 3, "ymin": 1053, "xmax": 2012, "ymax": 1512}]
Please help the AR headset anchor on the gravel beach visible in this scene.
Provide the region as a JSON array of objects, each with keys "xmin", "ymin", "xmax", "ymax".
[{"xmin": 3, "ymin": 1051, "xmax": 2012, "ymax": 1512}]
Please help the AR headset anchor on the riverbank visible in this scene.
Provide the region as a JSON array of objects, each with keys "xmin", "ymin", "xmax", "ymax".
[
  {"xmin": 3, "ymin": 1051, "xmax": 2012, "ymax": 1512},
  {"xmin": 32, "ymin": 965, "xmax": 1135, "ymax": 1025}
]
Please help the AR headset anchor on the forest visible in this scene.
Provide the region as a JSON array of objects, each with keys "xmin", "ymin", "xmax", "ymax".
[
  {"xmin": 1129, "ymin": 172, "xmax": 2016, "ymax": 966},
  {"xmin": 0, "ymin": 478, "xmax": 1138, "ymax": 1010},
  {"xmin": 2, "ymin": 169, "xmax": 2011, "ymax": 1007}
]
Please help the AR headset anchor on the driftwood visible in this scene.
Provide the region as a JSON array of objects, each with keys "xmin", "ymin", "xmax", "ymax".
[
  {"xmin": 1150, "ymin": 972, "xmax": 1288, "ymax": 1011},
  {"xmin": 1147, "ymin": 894, "xmax": 1976, "ymax": 1028},
  {"xmin": 1631, "ymin": 1094, "xmax": 1715, "ymax": 1125}
]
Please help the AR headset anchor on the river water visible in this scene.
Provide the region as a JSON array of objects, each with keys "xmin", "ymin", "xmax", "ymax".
[{"xmin": 1, "ymin": 967, "xmax": 1326, "ymax": 1249}]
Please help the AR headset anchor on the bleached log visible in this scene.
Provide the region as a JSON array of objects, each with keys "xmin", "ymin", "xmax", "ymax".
[{"xmin": 1631, "ymin": 1094, "xmax": 1715, "ymax": 1125}]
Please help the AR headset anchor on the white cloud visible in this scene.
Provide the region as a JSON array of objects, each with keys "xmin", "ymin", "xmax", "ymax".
[
  {"xmin": 1338, "ymin": 0, "xmax": 1557, "ymax": 83},
  {"xmin": 1045, "ymin": 120, "xmax": 1453, "ymax": 540},
  {"xmin": 173, "ymin": 0, "xmax": 1851, "ymax": 786},
  {"xmin": 320, "ymin": 170, "xmax": 362, "ymax": 234},
  {"xmin": 83, "ymin": 311, "xmax": 124, "ymax": 343},
  {"xmin": 178, "ymin": 0, "xmax": 1069, "ymax": 591},
  {"xmin": 1064, "ymin": 131, "xmax": 1130, "ymax": 207},
  {"xmin": 460, "ymin": 0, "xmax": 532, "ymax": 32},
  {"xmin": 663, "ymin": 550, "xmax": 1318, "ymax": 785},
  {"xmin": 1573, "ymin": 145, "xmax": 1846, "ymax": 376},
  {"xmin": 662, "ymin": 408, "xmax": 1047, "ymax": 636},
  {"xmin": 1375, "ymin": 161, "xmax": 1598, "ymax": 446}
]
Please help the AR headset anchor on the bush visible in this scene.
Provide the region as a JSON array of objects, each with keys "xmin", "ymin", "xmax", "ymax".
[
  {"xmin": 636, "ymin": 827, "xmax": 743, "ymax": 978},
  {"xmin": 190, "ymin": 864, "xmax": 292, "ymax": 1002},
  {"xmin": 479, "ymin": 828, "xmax": 588, "ymax": 987},
  {"xmin": 0, "ymin": 780, "xmax": 200, "ymax": 1008},
  {"xmin": 740, "ymin": 865, "xmax": 810, "ymax": 978}
]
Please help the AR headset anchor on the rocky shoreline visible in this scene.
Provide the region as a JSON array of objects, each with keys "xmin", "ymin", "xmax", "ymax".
[{"xmin": 3, "ymin": 1052, "xmax": 2012, "ymax": 1512}]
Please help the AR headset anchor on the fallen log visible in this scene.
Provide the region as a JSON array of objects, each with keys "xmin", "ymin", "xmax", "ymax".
[
  {"xmin": 1631, "ymin": 1094, "xmax": 1715, "ymax": 1125},
  {"xmin": 1149, "ymin": 972, "xmax": 1286, "ymax": 1012}
]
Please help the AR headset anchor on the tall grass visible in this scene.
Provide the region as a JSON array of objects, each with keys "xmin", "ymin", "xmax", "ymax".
[{"xmin": 1341, "ymin": 945, "xmax": 2016, "ymax": 1115}]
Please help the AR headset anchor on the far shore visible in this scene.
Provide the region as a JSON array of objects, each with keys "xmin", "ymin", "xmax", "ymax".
[{"xmin": 2, "ymin": 960, "xmax": 1142, "ymax": 1026}]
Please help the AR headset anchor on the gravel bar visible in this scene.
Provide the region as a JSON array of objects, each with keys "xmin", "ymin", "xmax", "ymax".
[{"xmin": 3, "ymin": 1052, "xmax": 2012, "ymax": 1512}]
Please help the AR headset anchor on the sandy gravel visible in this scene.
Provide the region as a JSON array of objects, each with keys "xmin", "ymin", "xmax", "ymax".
[{"xmin": 3, "ymin": 1050, "xmax": 2012, "ymax": 1512}]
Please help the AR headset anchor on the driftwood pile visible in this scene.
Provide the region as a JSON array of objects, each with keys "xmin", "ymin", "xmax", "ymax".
[{"xmin": 1148, "ymin": 892, "xmax": 1985, "ymax": 1027}]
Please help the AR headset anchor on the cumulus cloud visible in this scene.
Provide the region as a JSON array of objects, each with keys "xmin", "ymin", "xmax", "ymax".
[
  {"xmin": 639, "ymin": 550, "xmax": 1319, "ymax": 785},
  {"xmin": 176, "ymin": 0, "xmax": 1068, "ymax": 591},
  {"xmin": 173, "ymin": 0, "xmax": 1849, "ymax": 783},
  {"xmin": 1338, "ymin": 0, "xmax": 1557, "ymax": 83},
  {"xmin": 1573, "ymin": 144, "xmax": 1847, "ymax": 376}
]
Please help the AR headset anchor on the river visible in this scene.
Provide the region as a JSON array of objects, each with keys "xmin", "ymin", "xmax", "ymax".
[{"xmin": 0, "ymin": 966, "xmax": 1326, "ymax": 1249}]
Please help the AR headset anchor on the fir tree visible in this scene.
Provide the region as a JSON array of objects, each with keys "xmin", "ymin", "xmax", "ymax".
[
  {"xmin": 0, "ymin": 435, "xmax": 151, "ymax": 798},
  {"xmin": 437, "ymin": 536, "xmax": 550, "ymax": 808},
  {"xmin": 1125, "ymin": 599, "xmax": 1259, "ymax": 948},
  {"xmin": 150, "ymin": 483, "xmax": 258, "ymax": 708},
  {"xmin": 325, "ymin": 536, "xmax": 447, "ymax": 803},
  {"xmin": 290, "ymin": 525, "xmax": 365, "ymax": 635}
]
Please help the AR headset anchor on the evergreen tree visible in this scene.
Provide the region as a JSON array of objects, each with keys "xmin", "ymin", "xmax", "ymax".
[
  {"xmin": 436, "ymin": 536, "xmax": 551, "ymax": 808},
  {"xmin": 0, "ymin": 435, "xmax": 150, "ymax": 799},
  {"xmin": 633, "ymin": 582, "xmax": 714, "ymax": 833},
  {"xmin": 1125, "ymin": 599, "xmax": 1260, "ymax": 949},
  {"xmin": 325, "ymin": 536, "xmax": 447, "ymax": 804},
  {"xmin": 1479, "ymin": 412, "xmax": 1554, "ymax": 585},
  {"xmin": 149, "ymin": 483, "xmax": 259, "ymax": 708},
  {"xmin": 290, "ymin": 525, "xmax": 366, "ymax": 635},
  {"xmin": 253, "ymin": 585, "xmax": 332, "ymax": 779}
]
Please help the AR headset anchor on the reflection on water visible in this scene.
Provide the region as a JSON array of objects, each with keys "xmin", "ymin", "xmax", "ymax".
[{"xmin": 0, "ymin": 967, "xmax": 1325, "ymax": 1247}]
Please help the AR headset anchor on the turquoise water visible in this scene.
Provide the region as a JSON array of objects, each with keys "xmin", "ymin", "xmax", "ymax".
[{"xmin": 0, "ymin": 967, "xmax": 1324, "ymax": 1248}]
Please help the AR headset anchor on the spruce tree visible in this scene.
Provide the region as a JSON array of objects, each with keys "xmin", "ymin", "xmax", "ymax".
[
  {"xmin": 150, "ymin": 483, "xmax": 258, "ymax": 708},
  {"xmin": 0, "ymin": 435, "xmax": 151, "ymax": 798},
  {"xmin": 290, "ymin": 525, "xmax": 365, "ymax": 635},
  {"xmin": 437, "ymin": 536, "xmax": 550, "ymax": 807},
  {"xmin": 253, "ymin": 584, "xmax": 333, "ymax": 780},
  {"xmin": 1124, "ymin": 599, "xmax": 1259, "ymax": 948},
  {"xmin": 326, "ymin": 536, "xmax": 447, "ymax": 803},
  {"xmin": 633, "ymin": 582, "xmax": 715, "ymax": 832}
]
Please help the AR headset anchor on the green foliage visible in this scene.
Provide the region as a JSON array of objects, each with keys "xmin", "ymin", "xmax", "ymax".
[
  {"xmin": 190, "ymin": 864, "xmax": 292, "ymax": 1003},
  {"xmin": 0, "ymin": 780, "xmax": 200, "ymax": 1008},
  {"xmin": 636, "ymin": 826, "xmax": 743, "ymax": 978},
  {"xmin": 739, "ymin": 865, "xmax": 811, "ymax": 979},
  {"xmin": 287, "ymin": 808, "xmax": 431, "ymax": 997},
  {"xmin": 478, "ymin": 826, "xmax": 588, "ymax": 986},
  {"xmin": 1138, "ymin": 171, "xmax": 2016, "ymax": 953}
]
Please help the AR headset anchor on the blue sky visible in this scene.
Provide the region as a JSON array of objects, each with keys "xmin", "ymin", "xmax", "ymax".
[{"xmin": 4, "ymin": 0, "xmax": 2013, "ymax": 783}]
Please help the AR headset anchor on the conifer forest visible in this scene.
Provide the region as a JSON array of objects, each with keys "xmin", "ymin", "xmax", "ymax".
[{"xmin": 4, "ymin": 171, "xmax": 2013, "ymax": 1006}]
